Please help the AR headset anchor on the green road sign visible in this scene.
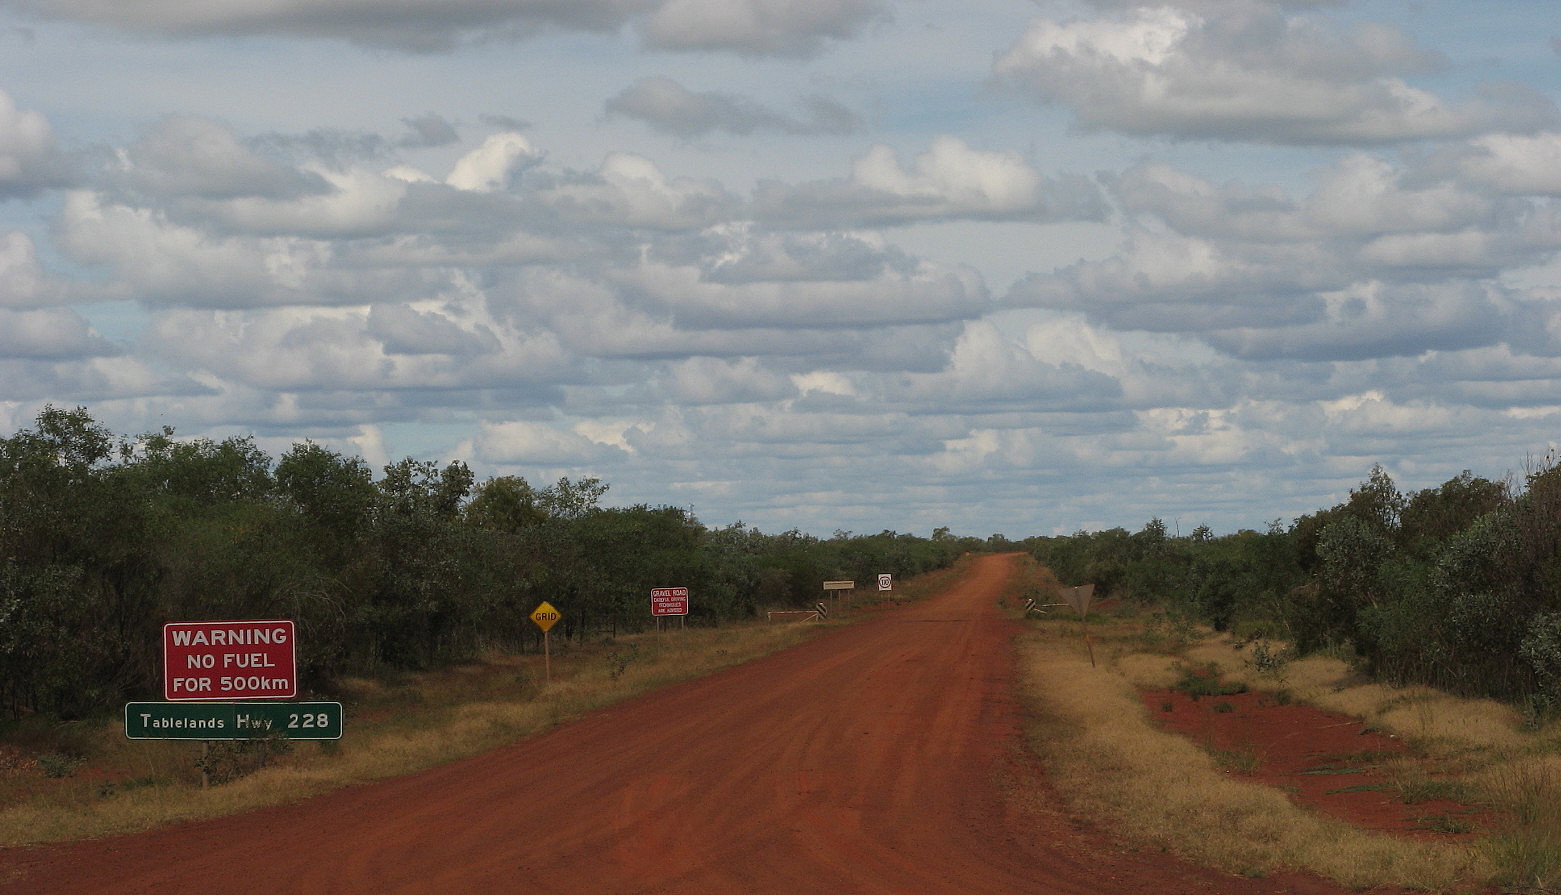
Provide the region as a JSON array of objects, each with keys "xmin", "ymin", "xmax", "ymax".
[{"xmin": 125, "ymin": 701, "xmax": 343, "ymax": 740}]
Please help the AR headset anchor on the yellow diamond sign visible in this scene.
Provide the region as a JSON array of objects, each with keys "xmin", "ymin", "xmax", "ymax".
[{"xmin": 530, "ymin": 601, "xmax": 562, "ymax": 633}]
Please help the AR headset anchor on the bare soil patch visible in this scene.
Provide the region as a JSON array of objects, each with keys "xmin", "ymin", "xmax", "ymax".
[{"xmin": 1141, "ymin": 687, "xmax": 1493, "ymax": 839}]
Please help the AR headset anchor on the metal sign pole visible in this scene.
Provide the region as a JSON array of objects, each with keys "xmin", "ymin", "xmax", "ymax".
[{"xmin": 530, "ymin": 602, "xmax": 561, "ymax": 684}]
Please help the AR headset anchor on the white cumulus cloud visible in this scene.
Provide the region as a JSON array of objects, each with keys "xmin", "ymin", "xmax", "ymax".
[
  {"xmin": 753, "ymin": 136, "xmax": 1105, "ymax": 228},
  {"xmin": 0, "ymin": 86, "xmax": 64, "ymax": 197},
  {"xmin": 446, "ymin": 133, "xmax": 543, "ymax": 193},
  {"xmin": 993, "ymin": 1, "xmax": 1556, "ymax": 144}
]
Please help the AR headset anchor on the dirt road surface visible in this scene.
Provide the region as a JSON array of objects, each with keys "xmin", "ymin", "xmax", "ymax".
[{"xmin": 1, "ymin": 554, "xmax": 1353, "ymax": 894}]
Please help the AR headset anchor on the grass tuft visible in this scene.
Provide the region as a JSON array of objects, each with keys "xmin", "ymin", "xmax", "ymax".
[
  {"xmin": 1480, "ymin": 757, "xmax": 1561, "ymax": 892},
  {"xmin": 1172, "ymin": 662, "xmax": 1249, "ymax": 699},
  {"xmin": 34, "ymin": 753, "xmax": 84, "ymax": 779}
]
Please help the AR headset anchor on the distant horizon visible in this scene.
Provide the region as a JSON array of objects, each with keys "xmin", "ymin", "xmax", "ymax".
[
  {"xmin": 3, "ymin": 1, "xmax": 1559, "ymax": 540},
  {"xmin": 7, "ymin": 402, "xmax": 1534, "ymax": 543}
]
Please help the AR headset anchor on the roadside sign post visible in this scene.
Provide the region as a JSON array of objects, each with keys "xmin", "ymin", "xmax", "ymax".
[
  {"xmin": 163, "ymin": 620, "xmax": 297, "ymax": 701},
  {"xmin": 823, "ymin": 579, "xmax": 854, "ymax": 613},
  {"xmin": 530, "ymin": 601, "xmax": 561, "ymax": 682},
  {"xmin": 126, "ymin": 702, "xmax": 343, "ymax": 740},
  {"xmin": 1061, "ymin": 584, "xmax": 1097, "ymax": 667},
  {"xmin": 651, "ymin": 587, "xmax": 689, "ymax": 630},
  {"xmin": 877, "ymin": 574, "xmax": 892, "ymax": 594},
  {"xmin": 146, "ymin": 618, "xmax": 336, "ymax": 788}
]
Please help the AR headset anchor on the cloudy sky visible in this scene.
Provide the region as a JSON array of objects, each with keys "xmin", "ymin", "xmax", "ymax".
[{"xmin": 2, "ymin": 0, "xmax": 1560, "ymax": 538}]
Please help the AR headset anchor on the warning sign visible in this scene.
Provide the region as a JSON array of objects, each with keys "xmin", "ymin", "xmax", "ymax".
[
  {"xmin": 530, "ymin": 602, "xmax": 562, "ymax": 632},
  {"xmin": 651, "ymin": 587, "xmax": 689, "ymax": 617},
  {"xmin": 163, "ymin": 620, "xmax": 297, "ymax": 701}
]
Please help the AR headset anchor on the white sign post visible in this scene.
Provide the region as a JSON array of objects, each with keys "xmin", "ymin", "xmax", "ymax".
[
  {"xmin": 823, "ymin": 580, "xmax": 854, "ymax": 613},
  {"xmin": 157, "ymin": 619, "xmax": 304, "ymax": 788},
  {"xmin": 1062, "ymin": 584, "xmax": 1097, "ymax": 667}
]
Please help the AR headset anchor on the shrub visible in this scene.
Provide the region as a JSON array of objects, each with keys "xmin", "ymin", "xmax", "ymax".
[
  {"xmin": 36, "ymin": 751, "xmax": 84, "ymax": 778},
  {"xmin": 1520, "ymin": 612, "xmax": 1561, "ymax": 702},
  {"xmin": 1173, "ymin": 663, "xmax": 1249, "ymax": 699}
]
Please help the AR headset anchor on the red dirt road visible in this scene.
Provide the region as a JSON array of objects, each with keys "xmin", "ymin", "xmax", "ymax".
[{"xmin": 1, "ymin": 554, "xmax": 1352, "ymax": 894}]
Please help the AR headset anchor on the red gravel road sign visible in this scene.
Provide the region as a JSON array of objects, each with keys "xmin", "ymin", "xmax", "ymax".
[
  {"xmin": 650, "ymin": 587, "xmax": 689, "ymax": 616},
  {"xmin": 164, "ymin": 620, "xmax": 297, "ymax": 701}
]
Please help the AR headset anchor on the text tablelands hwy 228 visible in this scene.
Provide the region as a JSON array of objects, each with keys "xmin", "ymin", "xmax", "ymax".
[{"xmin": 125, "ymin": 702, "xmax": 343, "ymax": 740}]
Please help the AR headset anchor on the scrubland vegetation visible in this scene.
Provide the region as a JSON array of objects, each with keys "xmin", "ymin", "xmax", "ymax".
[
  {"xmin": 1023, "ymin": 457, "xmax": 1561, "ymax": 717},
  {"xmin": 0, "ymin": 405, "xmax": 972, "ymax": 721},
  {"xmin": 1010, "ymin": 550, "xmax": 1561, "ymax": 893},
  {"xmin": 1017, "ymin": 457, "xmax": 1561, "ymax": 891}
]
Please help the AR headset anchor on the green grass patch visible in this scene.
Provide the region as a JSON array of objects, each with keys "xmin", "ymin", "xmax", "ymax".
[
  {"xmin": 1396, "ymin": 777, "xmax": 1468, "ymax": 805},
  {"xmin": 1172, "ymin": 663, "xmax": 1250, "ymax": 700},
  {"xmin": 1413, "ymin": 814, "xmax": 1474, "ymax": 835},
  {"xmin": 1211, "ymin": 745, "xmax": 1261, "ymax": 774},
  {"xmin": 1327, "ymin": 782, "xmax": 1392, "ymax": 794}
]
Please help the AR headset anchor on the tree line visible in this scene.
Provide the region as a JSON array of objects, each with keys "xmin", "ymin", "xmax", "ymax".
[
  {"xmin": 0, "ymin": 407, "xmax": 969, "ymax": 719},
  {"xmin": 1025, "ymin": 459, "xmax": 1561, "ymax": 714}
]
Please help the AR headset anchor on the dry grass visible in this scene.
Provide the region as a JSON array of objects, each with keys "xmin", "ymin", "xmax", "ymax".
[
  {"xmin": 1115, "ymin": 628, "xmax": 1540, "ymax": 757},
  {"xmin": 1474, "ymin": 754, "xmax": 1561, "ymax": 892},
  {"xmin": 1024, "ymin": 608, "xmax": 1561, "ymax": 891},
  {"xmin": 0, "ymin": 617, "xmax": 825, "ymax": 847},
  {"xmin": 996, "ymin": 553, "xmax": 1062, "ymax": 608},
  {"xmin": 1018, "ymin": 620, "xmax": 1489, "ymax": 890}
]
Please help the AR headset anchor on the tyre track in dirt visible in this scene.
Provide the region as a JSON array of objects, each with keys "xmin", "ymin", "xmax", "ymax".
[{"xmin": 1, "ymin": 554, "xmax": 1351, "ymax": 894}]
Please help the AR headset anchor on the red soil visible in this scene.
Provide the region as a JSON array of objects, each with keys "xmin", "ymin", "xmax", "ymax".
[
  {"xmin": 3, "ymin": 555, "xmax": 1378, "ymax": 894},
  {"xmin": 1141, "ymin": 687, "xmax": 1491, "ymax": 839}
]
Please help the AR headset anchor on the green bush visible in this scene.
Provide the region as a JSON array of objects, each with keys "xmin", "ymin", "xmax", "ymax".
[
  {"xmin": 1520, "ymin": 612, "xmax": 1561, "ymax": 700},
  {"xmin": 36, "ymin": 751, "xmax": 84, "ymax": 778}
]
